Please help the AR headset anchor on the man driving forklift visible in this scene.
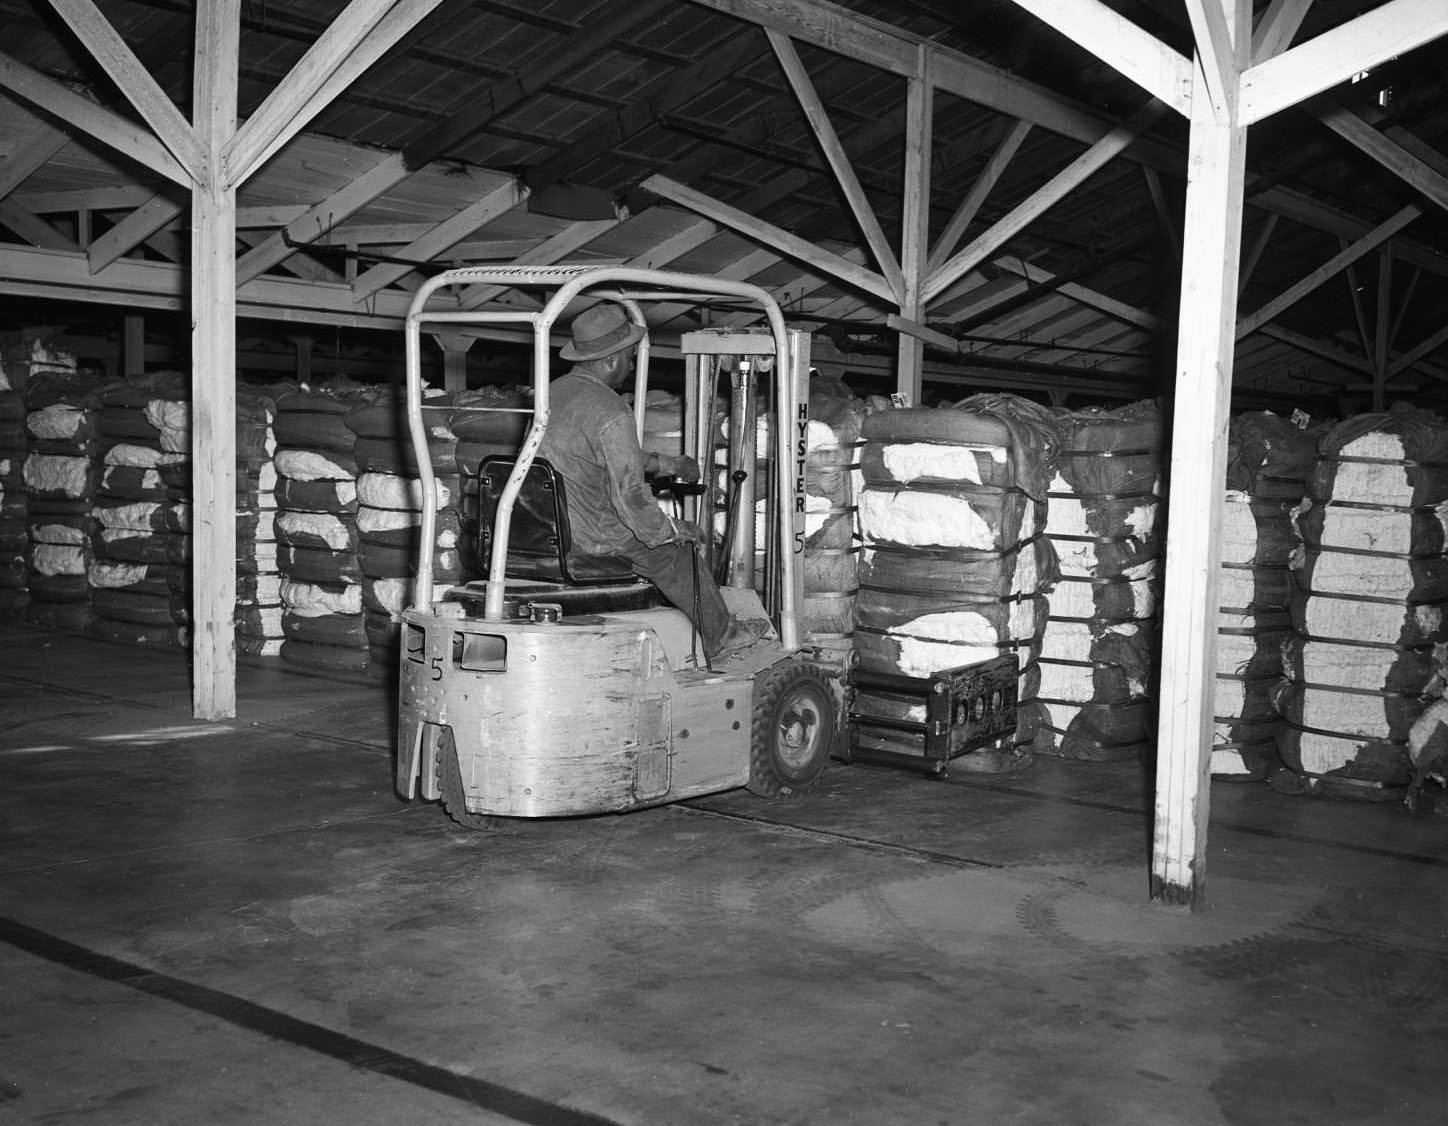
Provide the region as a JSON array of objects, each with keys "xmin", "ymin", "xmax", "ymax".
[{"xmin": 536, "ymin": 302, "xmax": 769, "ymax": 662}]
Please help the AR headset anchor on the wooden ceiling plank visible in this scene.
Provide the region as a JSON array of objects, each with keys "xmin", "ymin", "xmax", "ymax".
[
  {"xmin": 766, "ymin": 28, "xmax": 903, "ymax": 299},
  {"xmin": 1318, "ymin": 107, "xmax": 1448, "ymax": 214},
  {"xmin": 0, "ymin": 51, "xmax": 188, "ymax": 185},
  {"xmin": 86, "ymin": 193, "xmax": 183, "ymax": 272},
  {"xmin": 1241, "ymin": 0, "xmax": 1448, "ymax": 125},
  {"xmin": 350, "ymin": 178, "xmax": 522, "ymax": 299},
  {"xmin": 0, "ymin": 122, "xmax": 70, "ymax": 200},
  {"xmin": 525, "ymin": 35, "xmax": 761, "ymax": 192},
  {"xmin": 0, "ymin": 198, "xmax": 80, "ymax": 250},
  {"xmin": 1005, "ymin": 0, "xmax": 1193, "ymax": 116},
  {"xmin": 642, "ymin": 173, "xmax": 895, "ymax": 302},
  {"xmin": 235, "ymin": 204, "xmax": 310, "ymax": 228},
  {"xmin": 1236, "ymin": 204, "xmax": 1419, "ymax": 339},
  {"xmin": 455, "ymin": 219, "xmax": 619, "ymax": 310},
  {"xmin": 926, "ymin": 120, "xmax": 1032, "ymax": 276},
  {"xmin": 1250, "ymin": 0, "xmax": 1313, "ymax": 63},
  {"xmin": 403, "ymin": 0, "xmax": 672, "ymax": 169},
  {"xmin": 46, "ymin": 0, "xmax": 203, "ymax": 180},
  {"xmin": 235, "ymin": 151, "xmax": 413, "ymax": 285},
  {"xmin": 924, "ymin": 100, "xmax": 1168, "ymax": 304},
  {"xmin": 226, "ymin": 0, "xmax": 448, "ymax": 186}
]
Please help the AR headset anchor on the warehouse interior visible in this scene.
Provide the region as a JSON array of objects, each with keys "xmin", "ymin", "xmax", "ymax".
[{"xmin": 4, "ymin": 1, "xmax": 1448, "ymax": 1123}]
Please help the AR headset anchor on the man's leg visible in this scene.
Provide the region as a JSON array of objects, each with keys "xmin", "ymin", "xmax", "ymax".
[{"xmin": 628, "ymin": 541, "xmax": 731, "ymax": 651}]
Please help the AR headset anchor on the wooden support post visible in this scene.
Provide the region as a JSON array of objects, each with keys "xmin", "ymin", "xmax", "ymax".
[
  {"xmin": 190, "ymin": 0, "xmax": 239, "ymax": 721},
  {"xmin": 432, "ymin": 331, "xmax": 473, "ymax": 392},
  {"xmin": 1152, "ymin": 0, "xmax": 1248, "ymax": 911},
  {"xmin": 287, "ymin": 333, "xmax": 315, "ymax": 384},
  {"xmin": 897, "ymin": 46, "xmax": 932, "ymax": 403},
  {"xmin": 123, "ymin": 313, "xmax": 144, "ymax": 377},
  {"xmin": 1373, "ymin": 244, "xmax": 1393, "ymax": 411}
]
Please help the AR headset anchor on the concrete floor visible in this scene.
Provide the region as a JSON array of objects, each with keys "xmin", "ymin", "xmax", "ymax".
[{"xmin": 2, "ymin": 624, "xmax": 1447, "ymax": 1126}]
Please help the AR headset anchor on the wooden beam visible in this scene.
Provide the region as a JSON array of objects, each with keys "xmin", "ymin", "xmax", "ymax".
[
  {"xmin": 1142, "ymin": 166, "xmax": 1179, "ymax": 252},
  {"xmin": 0, "ymin": 199, "xmax": 79, "ymax": 250},
  {"xmin": 1003, "ymin": 0, "xmax": 1193, "ymax": 115},
  {"xmin": 14, "ymin": 185, "xmax": 156, "ymax": 213},
  {"xmin": 86, "ymin": 194, "xmax": 183, "ymax": 272},
  {"xmin": 924, "ymin": 100, "xmax": 1168, "ymax": 304},
  {"xmin": 642, "ymin": 174, "xmax": 896, "ymax": 302},
  {"xmin": 1152, "ymin": 0, "xmax": 1249, "ymax": 911},
  {"xmin": 1317, "ymin": 106, "xmax": 1448, "ymax": 214},
  {"xmin": 190, "ymin": 0, "xmax": 240, "ymax": 720},
  {"xmin": 1251, "ymin": 0, "xmax": 1313, "ymax": 62},
  {"xmin": 766, "ymin": 29, "xmax": 904, "ymax": 300},
  {"xmin": 1184, "ymin": 0, "xmax": 1240, "ymax": 119},
  {"xmin": 1236, "ymin": 211, "xmax": 1277, "ymax": 296},
  {"xmin": 1236, "ymin": 204, "xmax": 1419, "ymax": 339},
  {"xmin": 992, "ymin": 256, "xmax": 1161, "ymax": 329},
  {"xmin": 46, "ymin": 0, "xmax": 203, "ymax": 181},
  {"xmin": 1342, "ymin": 245, "xmax": 1374, "ymax": 360},
  {"xmin": 1387, "ymin": 322, "xmax": 1448, "ymax": 377},
  {"xmin": 1260, "ymin": 323, "xmax": 1374, "ymax": 375},
  {"xmin": 0, "ymin": 123, "xmax": 70, "ymax": 200},
  {"xmin": 896, "ymin": 45, "xmax": 932, "ymax": 401},
  {"xmin": 0, "ymin": 52, "xmax": 189, "ymax": 185},
  {"xmin": 404, "ymin": 0, "xmax": 671, "ymax": 168},
  {"xmin": 1241, "ymin": 0, "xmax": 1448, "ymax": 124},
  {"xmin": 226, "ymin": 0, "xmax": 447, "ymax": 185},
  {"xmin": 350, "ymin": 177, "xmax": 521, "ymax": 299},
  {"xmin": 235, "ymin": 151, "xmax": 413, "ymax": 285},
  {"xmin": 926, "ymin": 120, "xmax": 1032, "ymax": 276}
]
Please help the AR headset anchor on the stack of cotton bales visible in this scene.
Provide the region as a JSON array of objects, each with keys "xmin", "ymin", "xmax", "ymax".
[
  {"xmin": 854, "ymin": 394, "xmax": 1062, "ymax": 769},
  {"xmin": 87, "ymin": 373, "xmax": 190, "ymax": 647},
  {"xmin": 347, "ymin": 390, "xmax": 464, "ymax": 675},
  {"xmin": 1212, "ymin": 412, "xmax": 1319, "ymax": 781},
  {"xmin": 273, "ymin": 382, "xmax": 376, "ymax": 674},
  {"xmin": 21, "ymin": 350, "xmax": 103, "ymax": 633},
  {"xmin": 1037, "ymin": 402, "xmax": 1163, "ymax": 761},
  {"xmin": 0, "ymin": 349, "xmax": 28, "ymax": 619},
  {"xmin": 1274, "ymin": 404, "xmax": 1448, "ymax": 798},
  {"xmin": 798, "ymin": 376, "xmax": 866, "ymax": 660},
  {"xmin": 235, "ymin": 384, "xmax": 285, "ymax": 657},
  {"xmin": 451, "ymin": 385, "xmax": 529, "ymax": 580}
]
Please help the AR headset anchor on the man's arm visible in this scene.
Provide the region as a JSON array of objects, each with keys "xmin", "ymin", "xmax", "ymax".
[{"xmin": 598, "ymin": 415, "xmax": 681, "ymax": 548}]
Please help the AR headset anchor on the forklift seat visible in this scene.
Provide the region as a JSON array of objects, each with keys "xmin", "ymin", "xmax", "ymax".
[{"xmin": 476, "ymin": 455, "xmax": 645, "ymax": 587}]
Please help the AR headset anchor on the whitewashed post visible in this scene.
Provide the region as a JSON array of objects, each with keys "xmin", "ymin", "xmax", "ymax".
[
  {"xmin": 190, "ymin": 1, "xmax": 240, "ymax": 719},
  {"xmin": 1152, "ymin": 0, "xmax": 1248, "ymax": 909},
  {"xmin": 897, "ymin": 44, "xmax": 932, "ymax": 402}
]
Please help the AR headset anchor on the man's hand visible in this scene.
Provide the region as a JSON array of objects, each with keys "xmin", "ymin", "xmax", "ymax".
[
  {"xmin": 670, "ymin": 517, "xmax": 710, "ymax": 547},
  {"xmin": 649, "ymin": 454, "xmax": 700, "ymax": 483}
]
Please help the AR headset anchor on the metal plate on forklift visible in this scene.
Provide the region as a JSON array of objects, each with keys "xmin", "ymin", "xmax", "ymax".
[{"xmin": 679, "ymin": 330, "xmax": 776, "ymax": 356}]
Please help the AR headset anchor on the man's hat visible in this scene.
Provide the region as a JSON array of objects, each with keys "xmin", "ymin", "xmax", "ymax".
[{"xmin": 560, "ymin": 302, "xmax": 647, "ymax": 362}]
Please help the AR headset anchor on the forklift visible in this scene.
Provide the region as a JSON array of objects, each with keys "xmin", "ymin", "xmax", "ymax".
[{"xmin": 394, "ymin": 265, "xmax": 841, "ymax": 827}]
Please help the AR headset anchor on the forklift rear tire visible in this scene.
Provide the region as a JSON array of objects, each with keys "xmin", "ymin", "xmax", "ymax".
[{"xmin": 748, "ymin": 660, "xmax": 835, "ymax": 798}]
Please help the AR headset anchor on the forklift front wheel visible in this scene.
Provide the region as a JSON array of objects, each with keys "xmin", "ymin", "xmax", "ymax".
[{"xmin": 748, "ymin": 660, "xmax": 835, "ymax": 798}]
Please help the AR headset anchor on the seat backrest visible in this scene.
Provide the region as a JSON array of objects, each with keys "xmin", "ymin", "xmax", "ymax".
[{"xmin": 477, "ymin": 456, "xmax": 637, "ymax": 585}]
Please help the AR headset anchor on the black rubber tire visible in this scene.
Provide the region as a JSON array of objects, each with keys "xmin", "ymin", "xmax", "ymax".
[
  {"xmin": 748, "ymin": 660, "xmax": 835, "ymax": 797},
  {"xmin": 437, "ymin": 729, "xmax": 506, "ymax": 832}
]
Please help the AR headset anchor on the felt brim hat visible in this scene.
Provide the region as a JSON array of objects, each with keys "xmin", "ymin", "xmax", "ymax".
[{"xmin": 560, "ymin": 302, "xmax": 647, "ymax": 361}]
